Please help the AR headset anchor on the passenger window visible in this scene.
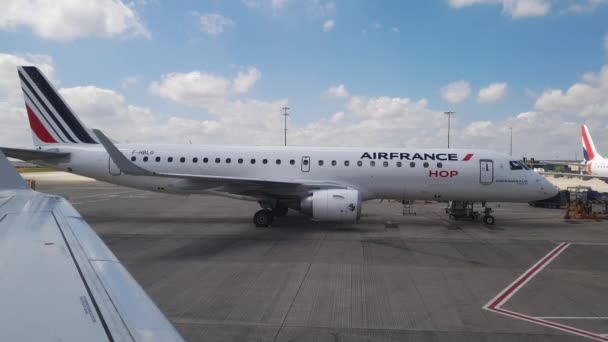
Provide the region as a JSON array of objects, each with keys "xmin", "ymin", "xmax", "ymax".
[
  {"xmin": 437, "ymin": 162, "xmax": 442, "ymax": 168},
  {"xmin": 332, "ymin": 160, "xmax": 337, "ymax": 166},
  {"xmin": 215, "ymin": 158, "xmax": 220, "ymax": 163},
  {"xmin": 168, "ymin": 157, "xmax": 173, "ymax": 162},
  {"xmin": 290, "ymin": 159, "xmax": 295, "ymax": 165},
  {"xmin": 370, "ymin": 161, "xmax": 376, "ymax": 167},
  {"xmin": 396, "ymin": 161, "xmax": 402, "ymax": 167},
  {"xmin": 203, "ymin": 157, "xmax": 208, "ymax": 163},
  {"xmin": 509, "ymin": 161, "xmax": 523, "ymax": 170},
  {"xmin": 357, "ymin": 161, "xmax": 363, "ymax": 167},
  {"xmin": 251, "ymin": 159, "xmax": 256, "ymax": 164},
  {"xmin": 423, "ymin": 162, "xmax": 429, "ymax": 168},
  {"xmin": 193, "ymin": 157, "xmax": 198, "ymax": 163},
  {"xmin": 383, "ymin": 161, "xmax": 388, "ymax": 167},
  {"xmin": 263, "ymin": 159, "xmax": 268, "ymax": 164},
  {"xmin": 344, "ymin": 161, "xmax": 350, "ymax": 166},
  {"xmin": 226, "ymin": 158, "xmax": 231, "ymax": 164},
  {"xmin": 131, "ymin": 156, "xmax": 136, "ymax": 162},
  {"xmin": 319, "ymin": 160, "xmax": 324, "ymax": 166},
  {"xmin": 238, "ymin": 158, "xmax": 243, "ymax": 164},
  {"xmin": 410, "ymin": 162, "xmax": 415, "ymax": 167},
  {"xmin": 303, "ymin": 159, "xmax": 309, "ymax": 165},
  {"xmin": 180, "ymin": 157, "xmax": 185, "ymax": 163},
  {"xmin": 155, "ymin": 156, "xmax": 161, "ymax": 162},
  {"xmin": 276, "ymin": 159, "xmax": 281, "ymax": 165},
  {"xmin": 143, "ymin": 156, "xmax": 148, "ymax": 162}
]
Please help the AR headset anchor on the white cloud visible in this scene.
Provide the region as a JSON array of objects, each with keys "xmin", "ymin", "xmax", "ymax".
[
  {"xmin": 0, "ymin": 53, "xmax": 55, "ymax": 99},
  {"xmin": 196, "ymin": 13, "xmax": 234, "ymax": 36},
  {"xmin": 0, "ymin": 0, "xmax": 150, "ymax": 40},
  {"xmin": 329, "ymin": 111, "xmax": 344, "ymax": 123},
  {"xmin": 391, "ymin": 27, "xmax": 400, "ymax": 33},
  {"xmin": 309, "ymin": 0, "xmax": 336, "ymax": 16},
  {"xmin": 242, "ymin": 0, "xmax": 289, "ymax": 13},
  {"xmin": 323, "ymin": 19, "xmax": 335, "ymax": 32},
  {"xmin": 533, "ymin": 65, "xmax": 608, "ymax": 117},
  {"xmin": 323, "ymin": 84, "xmax": 349, "ymax": 99},
  {"xmin": 440, "ymin": 80, "xmax": 471, "ymax": 104},
  {"xmin": 604, "ymin": 33, "xmax": 608, "ymax": 51},
  {"xmin": 448, "ymin": 0, "xmax": 551, "ymax": 18},
  {"xmin": 121, "ymin": 76, "xmax": 139, "ymax": 89},
  {"xmin": 149, "ymin": 68, "xmax": 261, "ymax": 106},
  {"xmin": 566, "ymin": 0, "xmax": 607, "ymax": 14},
  {"xmin": 478, "ymin": 82, "xmax": 508, "ymax": 103},
  {"xmin": 233, "ymin": 68, "xmax": 262, "ymax": 93}
]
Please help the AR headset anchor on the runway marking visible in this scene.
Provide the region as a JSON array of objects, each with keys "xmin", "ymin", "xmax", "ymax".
[
  {"xmin": 484, "ymin": 242, "xmax": 608, "ymax": 342},
  {"xmin": 536, "ymin": 317, "xmax": 608, "ymax": 320},
  {"xmin": 71, "ymin": 190, "xmax": 135, "ymax": 200}
]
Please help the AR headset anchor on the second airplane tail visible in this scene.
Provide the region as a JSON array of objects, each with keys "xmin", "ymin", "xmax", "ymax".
[
  {"xmin": 582, "ymin": 124, "xmax": 602, "ymax": 162},
  {"xmin": 18, "ymin": 66, "xmax": 98, "ymax": 146}
]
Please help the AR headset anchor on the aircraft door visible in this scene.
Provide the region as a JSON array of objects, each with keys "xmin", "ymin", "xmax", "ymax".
[
  {"xmin": 480, "ymin": 159, "xmax": 493, "ymax": 184},
  {"xmin": 301, "ymin": 156, "xmax": 310, "ymax": 172},
  {"xmin": 108, "ymin": 157, "xmax": 121, "ymax": 176}
]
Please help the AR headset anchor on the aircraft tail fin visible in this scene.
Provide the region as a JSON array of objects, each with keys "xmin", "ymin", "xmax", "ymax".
[
  {"xmin": 18, "ymin": 66, "xmax": 98, "ymax": 147},
  {"xmin": 582, "ymin": 125, "xmax": 603, "ymax": 162}
]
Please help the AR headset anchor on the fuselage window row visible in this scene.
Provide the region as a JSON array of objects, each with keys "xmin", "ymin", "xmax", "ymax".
[{"xmin": 129, "ymin": 156, "xmax": 442, "ymax": 170}]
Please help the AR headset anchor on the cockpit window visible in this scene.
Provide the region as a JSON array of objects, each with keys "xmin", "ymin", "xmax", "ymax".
[
  {"xmin": 509, "ymin": 161, "xmax": 529, "ymax": 170},
  {"xmin": 509, "ymin": 161, "xmax": 522, "ymax": 170}
]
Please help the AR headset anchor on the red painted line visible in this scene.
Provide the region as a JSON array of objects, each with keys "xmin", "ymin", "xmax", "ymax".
[
  {"xmin": 492, "ymin": 307, "xmax": 608, "ymax": 341},
  {"xmin": 487, "ymin": 242, "xmax": 570, "ymax": 309}
]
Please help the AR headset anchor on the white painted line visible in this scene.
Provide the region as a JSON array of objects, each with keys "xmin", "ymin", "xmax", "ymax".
[
  {"xmin": 537, "ymin": 317, "xmax": 608, "ymax": 320},
  {"xmin": 483, "ymin": 242, "xmax": 608, "ymax": 342},
  {"xmin": 483, "ymin": 242, "xmax": 570, "ymax": 310},
  {"xmin": 70, "ymin": 190, "xmax": 135, "ymax": 200}
]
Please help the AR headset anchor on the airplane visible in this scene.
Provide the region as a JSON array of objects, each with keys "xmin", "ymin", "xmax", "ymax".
[
  {"xmin": 0, "ymin": 150, "xmax": 184, "ymax": 341},
  {"xmin": 540, "ymin": 125, "xmax": 608, "ymax": 182},
  {"xmin": 1, "ymin": 66, "xmax": 558, "ymax": 227}
]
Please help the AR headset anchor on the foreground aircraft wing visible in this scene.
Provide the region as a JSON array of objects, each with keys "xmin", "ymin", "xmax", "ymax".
[
  {"xmin": 541, "ymin": 171, "xmax": 608, "ymax": 181},
  {"xmin": 93, "ymin": 129, "xmax": 347, "ymax": 194},
  {"xmin": 0, "ymin": 146, "xmax": 70, "ymax": 161},
  {"xmin": 0, "ymin": 151, "xmax": 184, "ymax": 342}
]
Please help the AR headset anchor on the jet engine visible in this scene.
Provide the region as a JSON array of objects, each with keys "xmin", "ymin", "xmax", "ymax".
[{"xmin": 300, "ymin": 189, "xmax": 361, "ymax": 222}]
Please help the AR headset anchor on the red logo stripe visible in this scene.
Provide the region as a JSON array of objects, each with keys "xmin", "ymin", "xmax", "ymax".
[
  {"xmin": 462, "ymin": 153, "xmax": 474, "ymax": 161},
  {"xmin": 26, "ymin": 103, "xmax": 57, "ymax": 143},
  {"xmin": 582, "ymin": 126, "xmax": 595, "ymax": 161}
]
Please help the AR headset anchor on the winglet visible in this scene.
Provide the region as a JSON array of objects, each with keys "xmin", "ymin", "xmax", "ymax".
[
  {"xmin": 92, "ymin": 129, "xmax": 154, "ymax": 176},
  {"xmin": 0, "ymin": 150, "xmax": 28, "ymax": 190}
]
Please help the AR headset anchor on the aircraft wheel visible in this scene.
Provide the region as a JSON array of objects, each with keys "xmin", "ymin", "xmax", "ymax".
[
  {"xmin": 483, "ymin": 215, "xmax": 495, "ymax": 225},
  {"xmin": 254, "ymin": 209, "xmax": 273, "ymax": 227},
  {"xmin": 273, "ymin": 205, "xmax": 288, "ymax": 218}
]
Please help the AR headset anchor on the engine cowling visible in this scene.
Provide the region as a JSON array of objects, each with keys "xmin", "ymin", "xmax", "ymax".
[{"xmin": 300, "ymin": 189, "xmax": 361, "ymax": 222}]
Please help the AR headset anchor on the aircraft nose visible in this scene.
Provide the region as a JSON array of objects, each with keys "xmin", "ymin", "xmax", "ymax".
[{"xmin": 540, "ymin": 177, "xmax": 559, "ymax": 199}]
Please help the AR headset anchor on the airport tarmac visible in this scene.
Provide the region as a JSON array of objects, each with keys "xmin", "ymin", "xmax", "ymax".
[{"xmin": 29, "ymin": 172, "xmax": 608, "ymax": 341}]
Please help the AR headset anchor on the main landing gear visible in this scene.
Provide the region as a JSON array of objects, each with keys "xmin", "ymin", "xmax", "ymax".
[
  {"xmin": 446, "ymin": 201, "xmax": 495, "ymax": 225},
  {"xmin": 253, "ymin": 203, "xmax": 290, "ymax": 227}
]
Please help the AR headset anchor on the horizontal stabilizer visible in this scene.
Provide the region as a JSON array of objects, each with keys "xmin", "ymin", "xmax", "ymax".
[
  {"xmin": 0, "ymin": 147, "xmax": 70, "ymax": 161},
  {"xmin": 0, "ymin": 150, "xmax": 27, "ymax": 190}
]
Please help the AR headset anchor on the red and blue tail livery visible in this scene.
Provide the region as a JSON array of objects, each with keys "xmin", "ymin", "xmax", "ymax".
[
  {"xmin": 581, "ymin": 124, "xmax": 601, "ymax": 162},
  {"xmin": 18, "ymin": 66, "xmax": 98, "ymax": 146}
]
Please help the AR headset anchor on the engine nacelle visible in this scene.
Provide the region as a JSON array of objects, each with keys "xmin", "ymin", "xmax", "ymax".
[{"xmin": 300, "ymin": 189, "xmax": 361, "ymax": 222}]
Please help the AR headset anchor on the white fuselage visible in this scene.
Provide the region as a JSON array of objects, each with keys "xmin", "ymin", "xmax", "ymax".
[
  {"xmin": 589, "ymin": 157, "xmax": 608, "ymax": 178},
  {"xmin": 37, "ymin": 144, "xmax": 557, "ymax": 203}
]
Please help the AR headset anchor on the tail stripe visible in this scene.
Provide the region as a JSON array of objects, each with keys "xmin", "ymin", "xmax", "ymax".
[
  {"xmin": 21, "ymin": 67, "xmax": 96, "ymax": 144},
  {"xmin": 22, "ymin": 88, "xmax": 66, "ymax": 143},
  {"xmin": 19, "ymin": 71, "xmax": 78, "ymax": 143},
  {"xmin": 26, "ymin": 104, "xmax": 57, "ymax": 143}
]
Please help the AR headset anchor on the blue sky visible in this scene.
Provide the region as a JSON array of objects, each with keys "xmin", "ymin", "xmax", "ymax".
[{"xmin": 1, "ymin": 0, "xmax": 607, "ymax": 158}]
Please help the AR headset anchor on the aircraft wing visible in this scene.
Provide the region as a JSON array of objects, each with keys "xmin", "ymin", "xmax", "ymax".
[
  {"xmin": 0, "ymin": 146, "xmax": 70, "ymax": 161},
  {"xmin": 0, "ymin": 151, "xmax": 184, "ymax": 342},
  {"xmin": 541, "ymin": 171, "xmax": 608, "ymax": 181},
  {"xmin": 93, "ymin": 129, "xmax": 348, "ymax": 197}
]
